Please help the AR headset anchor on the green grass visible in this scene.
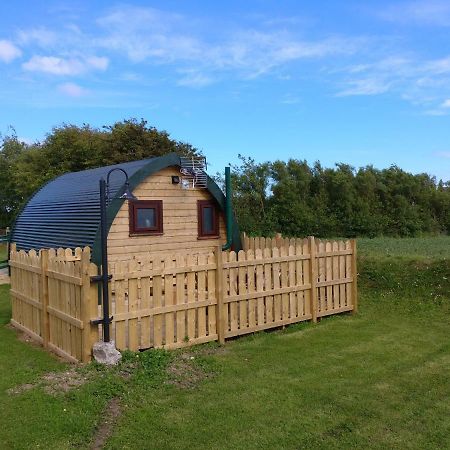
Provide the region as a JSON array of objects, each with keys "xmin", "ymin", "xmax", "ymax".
[
  {"xmin": 358, "ymin": 235, "xmax": 450, "ymax": 260},
  {"xmin": 0, "ymin": 237, "xmax": 449, "ymax": 449}
]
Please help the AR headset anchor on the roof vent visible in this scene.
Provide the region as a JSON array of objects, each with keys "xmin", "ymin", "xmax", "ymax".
[{"xmin": 179, "ymin": 156, "xmax": 208, "ymax": 189}]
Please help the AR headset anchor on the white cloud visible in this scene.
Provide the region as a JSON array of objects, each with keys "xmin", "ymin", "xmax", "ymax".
[
  {"xmin": 17, "ymin": 27, "xmax": 57, "ymax": 47},
  {"xmin": 0, "ymin": 40, "xmax": 22, "ymax": 63},
  {"xmin": 58, "ymin": 82, "xmax": 87, "ymax": 97},
  {"xmin": 441, "ymin": 99, "xmax": 450, "ymax": 108},
  {"xmin": 177, "ymin": 71, "xmax": 214, "ymax": 88},
  {"xmin": 379, "ymin": 1, "xmax": 450, "ymax": 26},
  {"xmin": 435, "ymin": 151, "xmax": 450, "ymax": 158},
  {"xmin": 22, "ymin": 55, "xmax": 108, "ymax": 75},
  {"xmin": 336, "ymin": 78, "xmax": 391, "ymax": 96},
  {"xmin": 95, "ymin": 5, "xmax": 361, "ymax": 79}
]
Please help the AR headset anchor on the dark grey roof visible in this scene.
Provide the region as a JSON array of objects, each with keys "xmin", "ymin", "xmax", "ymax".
[{"xmin": 11, "ymin": 157, "xmax": 157, "ymax": 251}]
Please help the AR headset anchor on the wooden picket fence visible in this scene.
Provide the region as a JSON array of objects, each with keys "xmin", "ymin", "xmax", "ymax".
[
  {"xmin": 108, "ymin": 237, "xmax": 357, "ymax": 351},
  {"xmin": 8, "ymin": 237, "xmax": 357, "ymax": 361},
  {"xmin": 9, "ymin": 245, "xmax": 99, "ymax": 362}
]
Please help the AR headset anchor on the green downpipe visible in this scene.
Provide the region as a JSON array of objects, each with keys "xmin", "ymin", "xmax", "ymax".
[{"xmin": 222, "ymin": 166, "xmax": 233, "ymax": 250}]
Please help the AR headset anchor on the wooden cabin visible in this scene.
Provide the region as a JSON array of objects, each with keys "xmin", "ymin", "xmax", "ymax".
[{"xmin": 10, "ymin": 153, "xmax": 241, "ymax": 264}]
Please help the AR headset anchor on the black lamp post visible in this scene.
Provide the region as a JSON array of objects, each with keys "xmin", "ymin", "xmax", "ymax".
[{"xmin": 97, "ymin": 168, "xmax": 136, "ymax": 342}]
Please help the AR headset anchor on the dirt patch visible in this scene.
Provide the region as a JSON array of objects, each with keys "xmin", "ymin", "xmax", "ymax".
[
  {"xmin": 166, "ymin": 352, "xmax": 216, "ymax": 389},
  {"xmin": 90, "ymin": 398, "xmax": 122, "ymax": 450},
  {"xmin": 7, "ymin": 368, "xmax": 91, "ymax": 396},
  {"xmin": 7, "ymin": 383, "xmax": 35, "ymax": 395},
  {"xmin": 42, "ymin": 369, "xmax": 91, "ymax": 395}
]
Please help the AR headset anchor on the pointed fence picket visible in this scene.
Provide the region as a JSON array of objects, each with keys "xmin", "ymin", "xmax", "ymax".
[{"xmin": 8, "ymin": 237, "xmax": 357, "ymax": 361}]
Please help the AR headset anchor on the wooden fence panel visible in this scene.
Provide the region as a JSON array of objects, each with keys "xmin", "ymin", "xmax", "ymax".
[
  {"xmin": 111, "ymin": 253, "xmax": 218, "ymax": 351},
  {"xmin": 9, "ymin": 247, "xmax": 43, "ymax": 343},
  {"xmin": 9, "ymin": 237, "xmax": 357, "ymax": 359},
  {"xmin": 10, "ymin": 246, "xmax": 98, "ymax": 363}
]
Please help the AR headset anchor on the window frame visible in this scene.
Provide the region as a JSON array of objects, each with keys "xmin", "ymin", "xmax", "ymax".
[
  {"xmin": 197, "ymin": 200, "xmax": 220, "ymax": 239},
  {"xmin": 129, "ymin": 200, "xmax": 163, "ymax": 236}
]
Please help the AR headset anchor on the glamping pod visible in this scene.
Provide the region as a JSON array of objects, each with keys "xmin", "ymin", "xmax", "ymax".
[{"xmin": 10, "ymin": 153, "xmax": 241, "ymax": 263}]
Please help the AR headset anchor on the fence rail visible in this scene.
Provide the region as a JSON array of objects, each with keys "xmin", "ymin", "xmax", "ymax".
[
  {"xmin": 9, "ymin": 244, "xmax": 99, "ymax": 362},
  {"xmin": 9, "ymin": 236, "xmax": 357, "ymax": 361}
]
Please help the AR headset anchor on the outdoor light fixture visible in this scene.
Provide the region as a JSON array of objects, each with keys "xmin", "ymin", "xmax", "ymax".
[
  {"xmin": 171, "ymin": 175, "xmax": 180, "ymax": 184},
  {"xmin": 106, "ymin": 167, "xmax": 137, "ymax": 204},
  {"xmin": 93, "ymin": 167, "xmax": 136, "ymax": 343}
]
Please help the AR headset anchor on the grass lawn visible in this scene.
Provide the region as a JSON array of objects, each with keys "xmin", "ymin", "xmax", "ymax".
[
  {"xmin": 357, "ymin": 235, "xmax": 450, "ymax": 260},
  {"xmin": 0, "ymin": 237, "xmax": 449, "ymax": 449}
]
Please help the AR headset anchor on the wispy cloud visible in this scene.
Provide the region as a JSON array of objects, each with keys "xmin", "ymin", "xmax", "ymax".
[
  {"xmin": 22, "ymin": 55, "xmax": 108, "ymax": 75},
  {"xmin": 0, "ymin": 39, "xmax": 21, "ymax": 63},
  {"xmin": 17, "ymin": 27, "xmax": 58, "ymax": 47},
  {"xmin": 58, "ymin": 82, "xmax": 87, "ymax": 97},
  {"xmin": 435, "ymin": 151, "xmax": 450, "ymax": 158},
  {"xmin": 94, "ymin": 5, "xmax": 361, "ymax": 82},
  {"xmin": 177, "ymin": 71, "xmax": 214, "ymax": 88},
  {"xmin": 378, "ymin": 0, "xmax": 450, "ymax": 26}
]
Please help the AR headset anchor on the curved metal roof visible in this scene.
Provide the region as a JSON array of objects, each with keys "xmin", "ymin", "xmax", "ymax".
[{"xmin": 11, "ymin": 153, "xmax": 242, "ymax": 260}]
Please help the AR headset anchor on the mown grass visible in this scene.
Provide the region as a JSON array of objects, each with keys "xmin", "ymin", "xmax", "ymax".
[
  {"xmin": 358, "ymin": 235, "xmax": 450, "ymax": 260},
  {"xmin": 0, "ymin": 237, "xmax": 449, "ymax": 449}
]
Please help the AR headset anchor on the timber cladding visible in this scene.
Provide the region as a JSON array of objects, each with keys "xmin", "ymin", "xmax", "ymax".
[
  {"xmin": 9, "ymin": 237, "xmax": 357, "ymax": 362},
  {"xmin": 107, "ymin": 166, "xmax": 227, "ymax": 262}
]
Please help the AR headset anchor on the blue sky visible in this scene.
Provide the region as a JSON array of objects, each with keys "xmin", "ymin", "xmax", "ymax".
[{"xmin": 1, "ymin": 0, "xmax": 450, "ymax": 180}]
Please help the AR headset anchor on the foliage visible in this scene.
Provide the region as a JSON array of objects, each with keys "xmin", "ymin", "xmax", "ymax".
[
  {"xmin": 228, "ymin": 156, "xmax": 450, "ymax": 238},
  {"xmin": 0, "ymin": 238, "xmax": 449, "ymax": 448},
  {"xmin": 0, "ymin": 119, "xmax": 201, "ymax": 227},
  {"xmin": 1, "ymin": 120, "xmax": 448, "ymax": 237}
]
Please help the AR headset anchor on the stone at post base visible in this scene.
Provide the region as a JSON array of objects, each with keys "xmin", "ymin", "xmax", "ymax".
[{"xmin": 92, "ymin": 341, "xmax": 122, "ymax": 365}]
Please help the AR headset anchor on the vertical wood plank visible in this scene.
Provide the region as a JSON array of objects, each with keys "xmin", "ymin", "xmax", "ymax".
[
  {"xmin": 351, "ymin": 239, "xmax": 358, "ymax": 313},
  {"xmin": 332, "ymin": 241, "xmax": 339, "ymax": 310},
  {"xmin": 339, "ymin": 241, "xmax": 346, "ymax": 310},
  {"xmin": 255, "ymin": 249, "xmax": 264, "ymax": 326},
  {"xmin": 280, "ymin": 246, "xmax": 289, "ymax": 322},
  {"xmin": 176, "ymin": 254, "xmax": 186, "ymax": 343},
  {"xmin": 238, "ymin": 250, "xmax": 247, "ymax": 331},
  {"xmin": 164, "ymin": 256, "xmax": 175, "ymax": 346},
  {"xmin": 288, "ymin": 245, "xmax": 296, "ymax": 319},
  {"xmin": 263, "ymin": 248, "xmax": 273, "ymax": 325},
  {"xmin": 229, "ymin": 251, "xmax": 238, "ymax": 333},
  {"xmin": 153, "ymin": 258, "xmax": 163, "ymax": 347},
  {"xmin": 309, "ymin": 237, "xmax": 318, "ymax": 323},
  {"xmin": 247, "ymin": 250, "xmax": 257, "ymax": 329},
  {"xmin": 40, "ymin": 250, "xmax": 49, "ymax": 347},
  {"xmin": 197, "ymin": 253, "xmax": 207, "ymax": 338},
  {"xmin": 187, "ymin": 254, "xmax": 197, "ymax": 341},
  {"xmin": 215, "ymin": 248, "xmax": 225, "ymax": 343},
  {"xmin": 325, "ymin": 241, "xmax": 332, "ymax": 313},
  {"xmin": 207, "ymin": 252, "xmax": 217, "ymax": 337},
  {"xmin": 272, "ymin": 247, "xmax": 281, "ymax": 323}
]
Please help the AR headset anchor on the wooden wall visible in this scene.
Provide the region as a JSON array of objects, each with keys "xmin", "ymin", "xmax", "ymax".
[{"xmin": 108, "ymin": 166, "xmax": 226, "ymax": 262}]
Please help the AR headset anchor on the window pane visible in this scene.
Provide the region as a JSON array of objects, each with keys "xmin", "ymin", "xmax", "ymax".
[
  {"xmin": 136, "ymin": 208, "xmax": 156, "ymax": 229},
  {"xmin": 202, "ymin": 206, "xmax": 214, "ymax": 234}
]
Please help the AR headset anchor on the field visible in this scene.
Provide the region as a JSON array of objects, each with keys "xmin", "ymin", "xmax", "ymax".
[{"xmin": 0, "ymin": 237, "xmax": 449, "ymax": 449}]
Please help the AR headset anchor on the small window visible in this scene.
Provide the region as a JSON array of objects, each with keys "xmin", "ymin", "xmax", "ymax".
[
  {"xmin": 198, "ymin": 200, "xmax": 219, "ymax": 239},
  {"xmin": 129, "ymin": 200, "xmax": 163, "ymax": 235}
]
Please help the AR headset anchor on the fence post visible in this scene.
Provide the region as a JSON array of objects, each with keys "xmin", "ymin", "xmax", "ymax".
[
  {"xmin": 351, "ymin": 239, "xmax": 358, "ymax": 313},
  {"xmin": 215, "ymin": 246, "xmax": 225, "ymax": 344},
  {"xmin": 308, "ymin": 236, "xmax": 318, "ymax": 323},
  {"xmin": 81, "ymin": 248, "xmax": 97, "ymax": 362},
  {"xmin": 40, "ymin": 249, "xmax": 49, "ymax": 348}
]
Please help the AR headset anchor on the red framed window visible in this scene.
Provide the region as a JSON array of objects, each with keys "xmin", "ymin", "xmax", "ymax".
[
  {"xmin": 198, "ymin": 200, "xmax": 219, "ymax": 239},
  {"xmin": 129, "ymin": 200, "xmax": 163, "ymax": 235}
]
